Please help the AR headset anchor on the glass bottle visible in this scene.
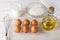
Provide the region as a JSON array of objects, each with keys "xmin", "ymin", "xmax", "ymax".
[{"xmin": 41, "ymin": 6, "xmax": 57, "ymax": 31}]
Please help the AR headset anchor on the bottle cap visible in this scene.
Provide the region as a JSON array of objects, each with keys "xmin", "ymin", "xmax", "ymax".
[{"xmin": 48, "ymin": 6, "xmax": 55, "ymax": 13}]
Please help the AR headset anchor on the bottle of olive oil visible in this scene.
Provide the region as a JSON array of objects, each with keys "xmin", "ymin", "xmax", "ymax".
[{"xmin": 41, "ymin": 6, "xmax": 57, "ymax": 31}]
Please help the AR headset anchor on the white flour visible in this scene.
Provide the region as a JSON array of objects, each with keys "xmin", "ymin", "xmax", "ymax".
[{"xmin": 28, "ymin": 3, "xmax": 47, "ymax": 17}]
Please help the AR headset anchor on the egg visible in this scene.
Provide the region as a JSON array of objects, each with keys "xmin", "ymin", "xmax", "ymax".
[
  {"xmin": 31, "ymin": 25, "xmax": 38, "ymax": 33},
  {"xmin": 31, "ymin": 19, "xmax": 38, "ymax": 25},
  {"xmin": 14, "ymin": 25, "xmax": 21, "ymax": 33},
  {"xmin": 22, "ymin": 25, "xmax": 29, "ymax": 33},
  {"xmin": 23, "ymin": 19, "xmax": 30, "ymax": 25},
  {"xmin": 15, "ymin": 19, "xmax": 22, "ymax": 25}
]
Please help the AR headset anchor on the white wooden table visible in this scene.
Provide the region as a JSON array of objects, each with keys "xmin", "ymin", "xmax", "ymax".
[{"xmin": 0, "ymin": 0, "xmax": 60, "ymax": 40}]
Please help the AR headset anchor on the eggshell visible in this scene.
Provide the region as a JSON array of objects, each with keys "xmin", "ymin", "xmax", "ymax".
[
  {"xmin": 31, "ymin": 19, "xmax": 38, "ymax": 25},
  {"xmin": 23, "ymin": 19, "xmax": 30, "ymax": 25},
  {"xmin": 31, "ymin": 25, "xmax": 38, "ymax": 33},
  {"xmin": 15, "ymin": 19, "xmax": 22, "ymax": 25},
  {"xmin": 14, "ymin": 25, "xmax": 21, "ymax": 33},
  {"xmin": 22, "ymin": 25, "xmax": 29, "ymax": 33}
]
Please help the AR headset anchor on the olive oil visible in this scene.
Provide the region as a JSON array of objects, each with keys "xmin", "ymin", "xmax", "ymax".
[
  {"xmin": 42, "ymin": 17, "xmax": 56, "ymax": 30},
  {"xmin": 41, "ymin": 6, "xmax": 57, "ymax": 31}
]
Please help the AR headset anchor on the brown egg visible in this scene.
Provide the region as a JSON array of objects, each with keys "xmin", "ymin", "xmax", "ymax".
[
  {"xmin": 15, "ymin": 19, "xmax": 22, "ymax": 25},
  {"xmin": 31, "ymin": 19, "xmax": 38, "ymax": 25},
  {"xmin": 14, "ymin": 25, "xmax": 21, "ymax": 33},
  {"xmin": 23, "ymin": 19, "xmax": 30, "ymax": 25},
  {"xmin": 22, "ymin": 25, "xmax": 29, "ymax": 33},
  {"xmin": 31, "ymin": 25, "xmax": 38, "ymax": 33}
]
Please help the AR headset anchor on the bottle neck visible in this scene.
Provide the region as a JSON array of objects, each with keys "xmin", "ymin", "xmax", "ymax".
[{"xmin": 48, "ymin": 11, "xmax": 54, "ymax": 17}]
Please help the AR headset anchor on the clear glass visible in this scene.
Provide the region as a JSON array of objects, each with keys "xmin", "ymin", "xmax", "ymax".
[
  {"xmin": 11, "ymin": 3, "xmax": 26, "ymax": 18},
  {"xmin": 41, "ymin": 12, "xmax": 57, "ymax": 31},
  {"xmin": 27, "ymin": 2, "xmax": 48, "ymax": 18}
]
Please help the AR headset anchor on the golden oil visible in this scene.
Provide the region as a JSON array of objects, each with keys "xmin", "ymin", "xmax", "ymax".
[
  {"xmin": 41, "ymin": 6, "xmax": 57, "ymax": 31},
  {"xmin": 41, "ymin": 17, "xmax": 56, "ymax": 30}
]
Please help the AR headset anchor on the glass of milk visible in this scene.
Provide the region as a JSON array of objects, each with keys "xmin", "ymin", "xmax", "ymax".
[{"xmin": 11, "ymin": 3, "xmax": 26, "ymax": 18}]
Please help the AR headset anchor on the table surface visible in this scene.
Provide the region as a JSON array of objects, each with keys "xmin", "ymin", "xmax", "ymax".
[{"xmin": 0, "ymin": 0, "xmax": 60, "ymax": 40}]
